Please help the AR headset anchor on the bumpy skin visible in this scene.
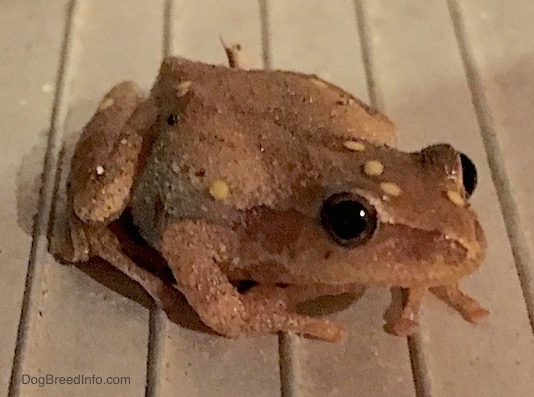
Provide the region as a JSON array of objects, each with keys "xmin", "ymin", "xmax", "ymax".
[{"xmin": 60, "ymin": 46, "xmax": 488, "ymax": 342}]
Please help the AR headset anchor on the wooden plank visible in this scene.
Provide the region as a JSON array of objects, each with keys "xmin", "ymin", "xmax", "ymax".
[
  {"xmin": 269, "ymin": 1, "xmax": 417, "ymax": 396},
  {"xmin": 14, "ymin": 1, "xmax": 166, "ymax": 396},
  {"xmin": 0, "ymin": 1, "xmax": 70, "ymax": 396},
  {"xmin": 150, "ymin": 2, "xmax": 282, "ymax": 397},
  {"xmin": 362, "ymin": 1, "xmax": 534, "ymax": 396},
  {"xmin": 451, "ymin": 0, "xmax": 534, "ymax": 336}
]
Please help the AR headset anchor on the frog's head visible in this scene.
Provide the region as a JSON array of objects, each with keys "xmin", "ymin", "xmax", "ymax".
[{"xmin": 236, "ymin": 141, "xmax": 485, "ymax": 288}]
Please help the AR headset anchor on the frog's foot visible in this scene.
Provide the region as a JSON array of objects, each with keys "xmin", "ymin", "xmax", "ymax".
[
  {"xmin": 51, "ymin": 209, "xmax": 90, "ymax": 264},
  {"xmin": 220, "ymin": 37, "xmax": 249, "ymax": 69},
  {"xmin": 387, "ymin": 287, "xmax": 426, "ymax": 336},
  {"xmin": 63, "ymin": 213, "xmax": 91, "ymax": 262},
  {"xmin": 241, "ymin": 284, "xmax": 347, "ymax": 343},
  {"xmin": 430, "ymin": 284, "xmax": 489, "ymax": 323}
]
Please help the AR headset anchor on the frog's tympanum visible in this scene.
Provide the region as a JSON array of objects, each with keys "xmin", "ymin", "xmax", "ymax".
[{"xmin": 59, "ymin": 44, "xmax": 488, "ymax": 342}]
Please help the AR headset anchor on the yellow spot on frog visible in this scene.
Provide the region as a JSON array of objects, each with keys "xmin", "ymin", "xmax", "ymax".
[
  {"xmin": 363, "ymin": 160, "xmax": 384, "ymax": 176},
  {"xmin": 98, "ymin": 97, "xmax": 115, "ymax": 111},
  {"xmin": 380, "ymin": 182, "xmax": 401, "ymax": 197},
  {"xmin": 209, "ymin": 180, "xmax": 230, "ymax": 200},
  {"xmin": 446, "ymin": 190, "xmax": 465, "ymax": 206},
  {"xmin": 343, "ymin": 140, "xmax": 365, "ymax": 151},
  {"xmin": 176, "ymin": 81, "xmax": 192, "ymax": 97}
]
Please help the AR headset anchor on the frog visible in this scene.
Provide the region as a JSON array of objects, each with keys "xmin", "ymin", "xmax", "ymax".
[{"xmin": 58, "ymin": 42, "xmax": 488, "ymax": 342}]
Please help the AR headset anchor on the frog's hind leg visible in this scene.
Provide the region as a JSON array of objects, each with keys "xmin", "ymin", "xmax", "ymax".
[
  {"xmin": 56, "ymin": 82, "xmax": 175, "ymax": 310},
  {"xmin": 60, "ymin": 81, "xmax": 157, "ymax": 262},
  {"xmin": 430, "ymin": 283, "xmax": 489, "ymax": 323}
]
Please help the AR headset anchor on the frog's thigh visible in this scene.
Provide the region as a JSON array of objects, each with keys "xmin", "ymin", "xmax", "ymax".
[{"xmin": 69, "ymin": 81, "xmax": 154, "ymax": 224}]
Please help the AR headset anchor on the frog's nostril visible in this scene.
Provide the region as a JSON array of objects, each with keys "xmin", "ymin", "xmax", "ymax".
[{"xmin": 460, "ymin": 153, "xmax": 477, "ymax": 198}]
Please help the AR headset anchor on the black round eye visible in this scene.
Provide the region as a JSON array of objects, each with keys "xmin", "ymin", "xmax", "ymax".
[
  {"xmin": 167, "ymin": 113, "xmax": 179, "ymax": 126},
  {"xmin": 321, "ymin": 193, "xmax": 377, "ymax": 247},
  {"xmin": 460, "ymin": 153, "xmax": 477, "ymax": 198}
]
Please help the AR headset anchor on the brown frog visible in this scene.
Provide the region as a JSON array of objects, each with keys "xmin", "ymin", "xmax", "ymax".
[{"xmin": 59, "ymin": 44, "xmax": 488, "ymax": 342}]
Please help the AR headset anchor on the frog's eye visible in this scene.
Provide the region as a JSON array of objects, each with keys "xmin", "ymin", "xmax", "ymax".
[
  {"xmin": 167, "ymin": 113, "xmax": 179, "ymax": 126},
  {"xmin": 459, "ymin": 152, "xmax": 477, "ymax": 198},
  {"xmin": 321, "ymin": 193, "xmax": 377, "ymax": 247}
]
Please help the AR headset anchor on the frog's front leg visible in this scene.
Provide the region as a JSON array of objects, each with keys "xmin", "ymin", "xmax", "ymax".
[
  {"xmin": 389, "ymin": 287, "xmax": 427, "ymax": 336},
  {"xmin": 161, "ymin": 221, "xmax": 347, "ymax": 342},
  {"xmin": 388, "ymin": 284, "xmax": 488, "ymax": 336},
  {"xmin": 430, "ymin": 283, "xmax": 489, "ymax": 323}
]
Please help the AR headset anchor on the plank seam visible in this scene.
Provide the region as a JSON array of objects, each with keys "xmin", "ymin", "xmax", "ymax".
[
  {"xmin": 408, "ymin": 334, "xmax": 433, "ymax": 397},
  {"xmin": 162, "ymin": 0, "xmax": 172, "ymax": 59},
  {"xmin": 7, "ymin": 1, "xmax": 78, "ymax": 396},
  {"xmin": 145, "ymin": 310, "xmax": 166, "ymax": 397},
  {"xmin": 146, "ymin": 2, "xmax": 173, "ymax": 396},
  {"xmin": 353, "ymin": 0, "xmax": 379, "ymax": 109},
  {"xmin": 446, "ymin": 0, "xmax": 534, "ymax": 336},
  {"xmin": 259, "ymin": 0, "xmax": 271, "ymax": 69},
  {"xmin": 279, "ymin": 334, "xmax": 300, "ymax": 397}
]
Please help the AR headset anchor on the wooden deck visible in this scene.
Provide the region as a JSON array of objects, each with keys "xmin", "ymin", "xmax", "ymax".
[{"xmin": 2, "ymin": 1, "xmax": 534, "ymax": 396}]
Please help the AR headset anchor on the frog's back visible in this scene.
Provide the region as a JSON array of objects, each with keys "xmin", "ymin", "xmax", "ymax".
[{"xmin": 131, "ymin": 57, "xmax": 396, "ymax": 243}]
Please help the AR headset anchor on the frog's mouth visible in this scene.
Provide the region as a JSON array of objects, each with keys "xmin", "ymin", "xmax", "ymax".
[{"xmin": 299, "ymin": 218, "xmax": 485, "ymax": 288}]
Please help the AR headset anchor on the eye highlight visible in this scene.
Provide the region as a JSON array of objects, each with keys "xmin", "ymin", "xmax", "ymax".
[{"xmin": 321, "ymin": 192, "xmax": 377, "ymax": 247}]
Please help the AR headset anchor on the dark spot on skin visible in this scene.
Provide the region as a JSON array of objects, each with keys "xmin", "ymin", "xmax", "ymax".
[
  {"xmin": 235, "ymin": 280, "xmax": 259, "ymax": 293},
  {"xmin": 195, "ymin": 169, "xmax": 206, "ymax": 178},
  {"xmin": 324, "ymin": 250, "xmax": 332, "ymax": 260},
  {"xmin": 167, "ymin": 114, "xmax": 179, "ymax": 126}
]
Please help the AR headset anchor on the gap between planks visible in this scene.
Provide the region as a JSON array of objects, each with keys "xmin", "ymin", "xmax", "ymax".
[{"xmin": 7, "ymin": 1, "xmax": 78, "ymax": 396}]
